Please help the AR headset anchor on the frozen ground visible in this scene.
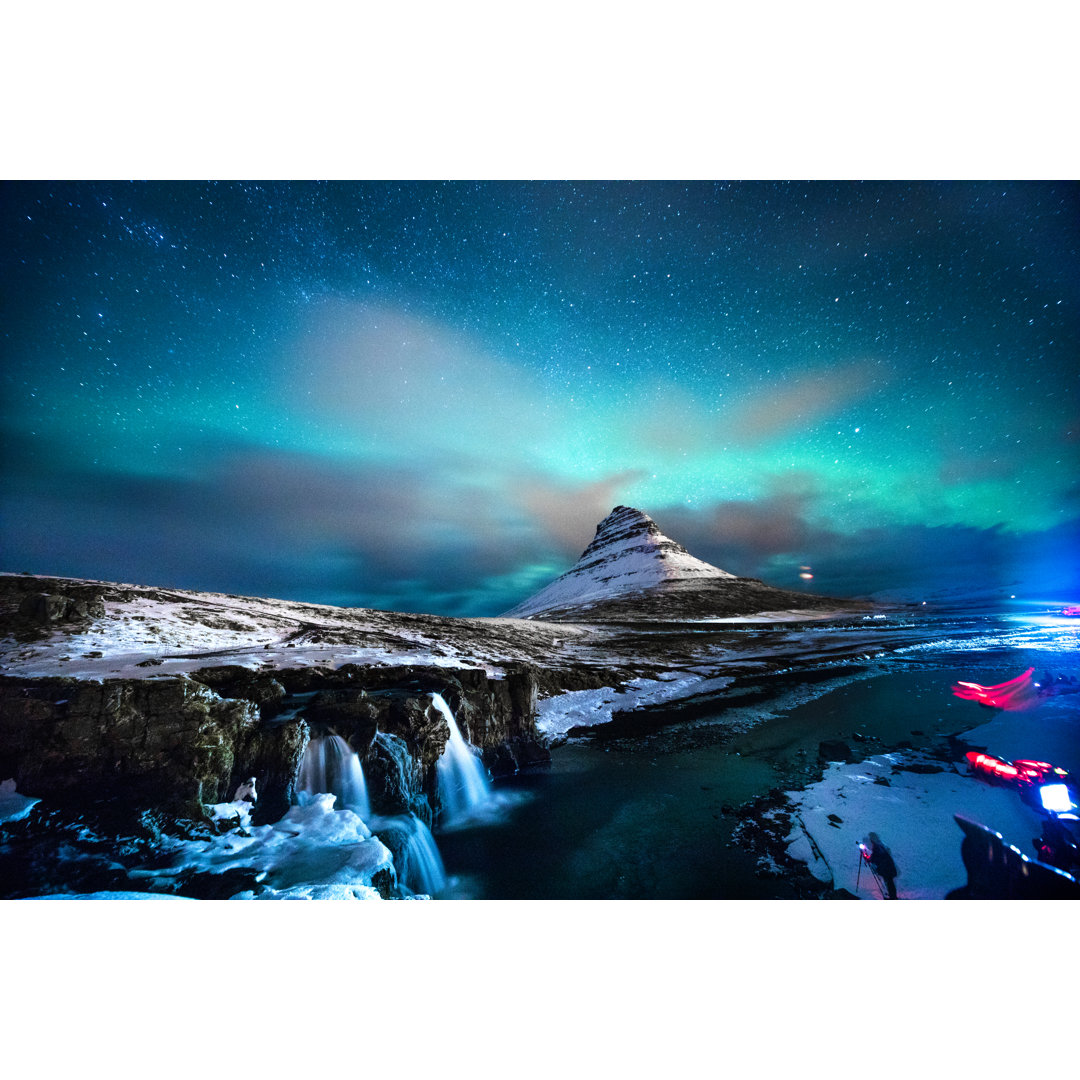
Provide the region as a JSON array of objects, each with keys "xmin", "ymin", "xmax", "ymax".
[
  {"xmin": 785, "ymin": 689, "xmax": 1080, "ymax": 899},
  {"xmin": 127, "ymin": 794, "xmax": 396, "ymax": 899},
  {"xmin": 536, "ymin": 672, "xmax": 735, "ymax": 741},
  {"xmin": 1, "ymin": 573, "xmax": 873, "ymax": 689}
]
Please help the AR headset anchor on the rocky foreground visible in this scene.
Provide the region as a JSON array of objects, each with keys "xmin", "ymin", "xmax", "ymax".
[
  {"xmin": 7, "ymin": 568, "xmax": 1075, "ymax": 900},
  {"xmin": 0, "ymin": 566, "xmax": 879, "ymax": 842}
]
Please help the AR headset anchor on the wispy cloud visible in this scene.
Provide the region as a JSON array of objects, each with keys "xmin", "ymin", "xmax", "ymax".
[{"xmin": 721, "ymin": 361, "xmax": 887, "ymax": 445}]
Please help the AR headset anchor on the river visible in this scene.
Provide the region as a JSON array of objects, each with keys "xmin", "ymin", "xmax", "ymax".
[{"xmin": 435, "ymin": 606, "xmax": 1080, "ymax": 899}]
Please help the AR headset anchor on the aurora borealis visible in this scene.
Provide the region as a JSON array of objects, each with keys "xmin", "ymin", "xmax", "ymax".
[{"xmin": 2, "ymin": 180, "xmax": 1077, "ymax": 614}]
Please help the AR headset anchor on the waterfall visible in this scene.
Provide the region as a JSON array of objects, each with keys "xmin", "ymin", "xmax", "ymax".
[
  {"xmin": 431, "ymin": 692, "xmax": 491, "ymax": 823},
  {"xmin": 296, "ymin": 735, "xmax": 371, "ymax": 819},
  {"xmin": 374, "ymin": 814, "xmax": 447, "ymax": 897}
]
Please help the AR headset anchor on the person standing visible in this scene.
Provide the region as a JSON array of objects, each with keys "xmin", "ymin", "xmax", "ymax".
[{"xmin": 866, "ymin": 832, "xmax": 899, "ymax": 899}]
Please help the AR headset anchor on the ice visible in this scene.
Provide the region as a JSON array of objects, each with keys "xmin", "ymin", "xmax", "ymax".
[
  {"xmin": 207, "ymin": 799, "xmax": 254, "ymax": 829},
  {"xmin": 132, "ymin": 796, "xmax": 393, "ymax": 899},
  {"xmin": 34, "ymin": 892, "xmax": 194, "ymax": 900},
  {"xmin": 231, "ymin": 883, "xmax": 384, "ymax": 900},
  {"xmin": 0, "ymin": 778, "xmax": 39, "ymax": 824},
  {"xmin": 535, "ymin": 674, "xmax": 734, "ymax": 742}
]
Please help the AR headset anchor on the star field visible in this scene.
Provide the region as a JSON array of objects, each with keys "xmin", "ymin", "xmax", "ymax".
[{"xmin": 2, "ymin": 181, "xmax": 1077, "ymax": 613}]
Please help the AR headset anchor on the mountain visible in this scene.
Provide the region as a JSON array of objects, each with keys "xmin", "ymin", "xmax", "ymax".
[{"xmin": 502, "ymin": 505, "xmax": 864, "ymax": 622}]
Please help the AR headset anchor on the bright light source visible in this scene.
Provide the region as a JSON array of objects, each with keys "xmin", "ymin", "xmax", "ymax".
[{"xmin": 1039, "ymin": 783, "xmax": 1077, "ymax": 814}]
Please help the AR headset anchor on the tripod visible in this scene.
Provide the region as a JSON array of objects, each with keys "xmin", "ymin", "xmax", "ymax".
[{"xmin": 856, "ymin": 842, "xmax": 888, "ymax": 899}]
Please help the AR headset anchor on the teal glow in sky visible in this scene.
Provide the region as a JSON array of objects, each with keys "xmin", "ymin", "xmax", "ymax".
[{"xmin": 2, "ymin": 181, "xmax": 1077, "ymax": 613}]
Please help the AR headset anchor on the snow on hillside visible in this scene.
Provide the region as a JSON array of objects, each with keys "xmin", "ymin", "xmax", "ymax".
[
  {"xmin": 0, "ymin": 573, "xmax": 575, "ymax": 680},
  {"xmin": 1, "ymin": 569, "xmax": 865, "ymax": 685},
  {"xmin": 504, "ymin": 505, "xmax": 735, "ymax": 618}
]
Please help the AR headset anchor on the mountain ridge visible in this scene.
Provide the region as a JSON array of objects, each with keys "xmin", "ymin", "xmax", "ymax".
[{"xmin": 503, "ymin": 505, "xmax": 865, "ymax": 622}]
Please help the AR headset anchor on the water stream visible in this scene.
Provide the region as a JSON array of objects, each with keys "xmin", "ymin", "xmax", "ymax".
[
  {"xmin": 296, "ymin": 734, "xmax": 372, "ymax": 819},
  {"xmin": 431, "ymin": 692, "xmax": 492, "ymax": 824}
]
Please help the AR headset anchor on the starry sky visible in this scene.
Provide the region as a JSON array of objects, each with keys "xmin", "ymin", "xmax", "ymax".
[{"xmin": 2, "ymin": 180, "xmax": 1078, "ymax": 615}]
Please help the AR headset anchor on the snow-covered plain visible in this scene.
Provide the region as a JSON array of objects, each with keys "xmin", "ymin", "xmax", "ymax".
[
  {"xmin": 0, "ymin": 573, "xmax": 586, "ymax": 680},
  {"xmin": 0, "ymin": 572, "xmax": 886, "ymax": 695}
]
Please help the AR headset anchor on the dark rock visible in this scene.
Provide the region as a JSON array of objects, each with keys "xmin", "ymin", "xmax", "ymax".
[
  {"xmin": 298, "ymin": 689, "xmax": 380, "ymax": 751},
  {"xmin": 18, "ymin": 592, "xmax": 107, "ymax": 625},
  {"xmin": 409, "ymin": 794, "xmax": 433, "ymax": 830},
  {"xmin": 948, "ymin": 813, "xmax": 1080, "ymax": 899},
  {"xmin": 169, "ymin": 867, "xmax": 265, "ymax": 899},
  {"xmin": 370, "ymin": 867, "xmax": 395, "ymax": 899},
  {"xmin": 818, "ymin": 739, "xmax": 854, "ymax": 763},
  {"xmin": 364, "ymin": 731, "xmax": 423, "ymax": 816},
  {"xmin": 190, "ymin": 666, "xmax": 287, "ymax": 714},
  {"xmin": 236, "ymin": 720, "xmax": 309, "ymax": 825},
  {"xmin": 0, "ymin": 674, "xmax": 301, "ymax": 820},
  {"xmin": 0, "ymin": 654, "xmax": 548, "ymax": 842}
]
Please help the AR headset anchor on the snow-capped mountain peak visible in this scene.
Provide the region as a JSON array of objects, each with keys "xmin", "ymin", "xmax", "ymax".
[{"xmin": 503, "ymin": 505, "xmax": 735, "ymax": 619}]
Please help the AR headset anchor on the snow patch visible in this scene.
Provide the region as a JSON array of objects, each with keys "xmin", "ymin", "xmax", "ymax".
[
  {"xmin": 0, "ymin": 778, "xmax": 39, "ymax": 824},
  {"xmin": 785, "ymin": 753, "xmax": 1047, "ymax": 899},
  {"xmin": 536, "ymin": 673, "xmax": 735, "ymax": 741},
  {"xmin": 131, "ymin": 795, "xmax": 393, "ymax": 899}
]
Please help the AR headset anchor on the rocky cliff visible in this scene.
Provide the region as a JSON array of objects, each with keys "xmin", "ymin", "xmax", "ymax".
[{"xmin": 0, "ymin": 661, "xmax": 547, "ymax": 831}]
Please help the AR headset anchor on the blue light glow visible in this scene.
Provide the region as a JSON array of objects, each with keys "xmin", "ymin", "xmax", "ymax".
[{"xmin": 1039, "ymin": 783, "xmax": 1078, "ymax": 815}]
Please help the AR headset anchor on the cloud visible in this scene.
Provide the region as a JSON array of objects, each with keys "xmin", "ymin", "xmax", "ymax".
[
  {"xmin": 655, "ymin": 475, "xmax": 838, "ymax": 578},
  {"xmin": 651, "ymin": 474, "xmax": 1080, "ymax": 601},
  {"xmin": 287, "ymin": 299, "xmax": 555, "ymax": 458},
  {"xmin": 0, "ymin": 431, "xmax": 645, "ymax": 616},
  {"xmin": 721, "ymin": 360, "xmax": 886, "ymax": 445},
  {"xmin": 512, "ymin": 468, "xmax": 648, "ymax": 556}
]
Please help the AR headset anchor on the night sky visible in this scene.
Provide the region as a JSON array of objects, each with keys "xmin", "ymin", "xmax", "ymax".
[{"xmin": 2, "ymin": 180, "xmax": 1078, "ymax": 615}]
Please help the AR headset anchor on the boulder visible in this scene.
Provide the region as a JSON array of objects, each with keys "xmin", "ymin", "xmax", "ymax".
[
  {"xmin": 18, "ymin": 592, "xmax": 106, "ymax": 625},
  {"xmin": 818, "ymin": 739, "xmax": 855, "ymax": 763}
]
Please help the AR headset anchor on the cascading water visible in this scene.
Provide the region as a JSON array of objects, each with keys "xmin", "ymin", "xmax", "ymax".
[
  {"xmin": 431, "ymin": 692, "xmax": 491, "ymax": 823},
  {"xmin": 373, "ymin": 814, "xmax": 447, "ymax": 896},
  {"xmin": 296, "ymin": 735, "xmax": 371, "ymax": 819}
]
